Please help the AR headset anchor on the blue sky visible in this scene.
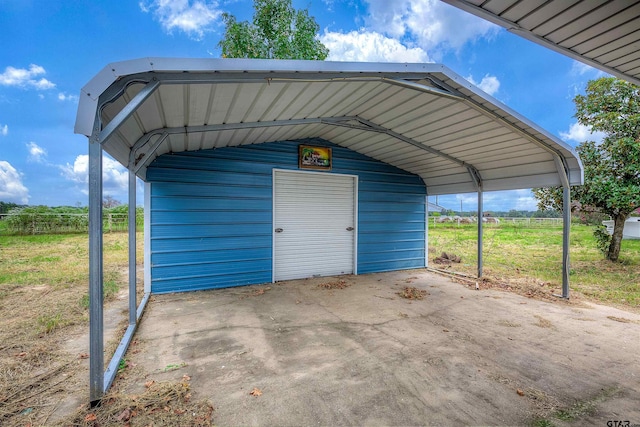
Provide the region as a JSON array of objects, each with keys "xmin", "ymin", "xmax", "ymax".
[{"xmin": 0, "ymin": 0, "xmax": 606, "ymax": 211}]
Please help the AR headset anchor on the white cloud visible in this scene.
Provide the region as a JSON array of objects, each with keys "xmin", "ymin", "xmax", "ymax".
[
  {"xmin": 363, "ymin": 0, "xmax": 498, "ymax": 58},
  {"xmin": 570, "ymin": 60, "xmax": 608, "ymax": 78},
  {"xmin": 26, "ymin": 142, "xmax": 47, "ymax": 163},
  {"xmin": 321, "ymin": 30, "xmax": 431, "ymax": 63},
  {"xmin": 465, "ymin": 74, "xmax": 500, "ymax": 96},
  {"xmin": 58, "ymin": 92, "xmax": 79, "ymax": 102},
  {"xmin": 0, "ymin": 161, "xmax": 29, "ymax": 204},
  {"xmin": 560, "ymin": 121, "xmax": 606, "ymax": 144},
  {"xmin": 511, "ymin": 189, "xmax": 538, "ymax": 211},
  {"xmin": 0, "ymin": 124, "xmax": 7, "ymax": 136},
  {"xmin": 140, "ymin": 0, "xmax": 222, "ymax": 40},
  {"xmin": 0, "ymin": 64, "xmax": 55, "ymax": 90},
  {"xmin": 60, "ymin": 154, "xmax": 128, "ymax": 196}
]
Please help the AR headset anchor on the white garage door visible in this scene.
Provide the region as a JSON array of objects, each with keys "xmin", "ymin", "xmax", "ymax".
[{"xmin": 273, "ymin": 170, "xmax": 356, "ymax": 281}]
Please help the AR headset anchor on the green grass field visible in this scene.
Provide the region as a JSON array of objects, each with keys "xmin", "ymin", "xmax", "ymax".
[{"xmin": 428, "ymin": 222, "xmax": 640, "ymax": 309}]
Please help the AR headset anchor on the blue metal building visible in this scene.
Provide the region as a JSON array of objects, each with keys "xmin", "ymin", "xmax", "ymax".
[{"xmin": 147, "ymin": 139, "xmax": 427, "ymax": 293}]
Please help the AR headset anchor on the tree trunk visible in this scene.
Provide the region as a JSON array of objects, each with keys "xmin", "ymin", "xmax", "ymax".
[{"xmin": 607, "ymin": 214, "xmax": 626, "ymax": 261}]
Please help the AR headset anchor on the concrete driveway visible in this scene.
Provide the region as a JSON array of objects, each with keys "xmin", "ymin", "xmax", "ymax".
[{"xmin": 126, "ymin": 270, "xmax": 640, "ymax": 426}]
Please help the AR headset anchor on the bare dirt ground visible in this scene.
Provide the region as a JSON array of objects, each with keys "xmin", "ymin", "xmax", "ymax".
[{"xmin": 5, "ymin": 269, "xmax": 640, "ymax": 426}]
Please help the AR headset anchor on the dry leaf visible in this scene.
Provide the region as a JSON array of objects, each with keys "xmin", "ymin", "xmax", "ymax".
[
  {"xmin": 117, "ymin": 408, "xmax": 131, "ymax": 421},
  {"xmin": 516, "ymin": 389, "xmax": 525, "ymax": 396},
  {"xmin": 249, "ymin": 387, "xmax": 262, "ymax": 396},
  {"xmin": 84, "ymin": 413, "xmax": 97, "ymax": 422}
]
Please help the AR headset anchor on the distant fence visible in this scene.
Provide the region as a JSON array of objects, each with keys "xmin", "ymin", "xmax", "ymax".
[
  {"xmin": 431, "ymin": 216, "xmax": 563, "ymax": 227},
  {"xmin": 0, "ymin": 212, "xmax": 143, "ymax": 235}
]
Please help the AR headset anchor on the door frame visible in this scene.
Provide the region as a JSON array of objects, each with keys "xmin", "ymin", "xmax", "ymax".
[{"xmin": 272, "ymin": 168, "xmax": 358, "ymax": 282}]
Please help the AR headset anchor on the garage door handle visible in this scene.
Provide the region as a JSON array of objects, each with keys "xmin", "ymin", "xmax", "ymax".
[
  {"xmin": 346, "ymin": 227, "xmax": 354, "ymax": 231},
  {"xmin": 275, "ymin": 228, "xmax": 283, "ymax": 233}
]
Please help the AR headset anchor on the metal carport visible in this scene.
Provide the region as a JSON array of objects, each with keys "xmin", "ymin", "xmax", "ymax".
[{"xmin": 74, "ymin": 58, "xmax": 583, "ymax": 403}]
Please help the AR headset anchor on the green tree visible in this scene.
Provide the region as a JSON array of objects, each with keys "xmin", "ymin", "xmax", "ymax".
[
  {"xmin": 534, "ymin": 77, "xmax": 640, "ymax": 261},
  {"xmin": 219, "ymin": 0, "xmax": 329, "ymax": 60},
  {"xmin": 0, "ymin": 201, "xmax": 20, "ymax": 214}
]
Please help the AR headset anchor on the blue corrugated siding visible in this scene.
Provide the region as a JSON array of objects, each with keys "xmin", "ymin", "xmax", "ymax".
[{"xmin": 147, "ymin": 138, "xmax": 426, "ymax": 293}]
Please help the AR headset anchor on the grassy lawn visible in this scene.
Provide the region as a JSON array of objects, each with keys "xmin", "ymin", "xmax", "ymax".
[
  {"xmin": 429, "ymin": 222, "xmax": 640, "ymax": 309},
  {"xmin": 0, "ymin": 230, "xmax": 143, "ymax": 426}
]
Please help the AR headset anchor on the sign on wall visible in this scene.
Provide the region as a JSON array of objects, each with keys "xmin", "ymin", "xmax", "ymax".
[{"xmin": 299, "ymin": 145, "xmax": 332, "ymax": 170}]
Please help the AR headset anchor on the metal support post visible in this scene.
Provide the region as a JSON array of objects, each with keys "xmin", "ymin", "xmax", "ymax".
[
  {"xmin": 88, "ymin": 139, "xmax": 104, "ymax": 405},
  {"xmin": 562, "ymin": 186, "xmax": 571, "ymax": 298},
  {"xmin": 477, "ymin": 189, "xmax": 484, "ymax": 278},
  {"xmin": 425, "ymin": 196, "xmax": 429, "ymax": 268},
  {"xmin": 128, "ymin": 170, "xmax": 137, "ymax": 325}
]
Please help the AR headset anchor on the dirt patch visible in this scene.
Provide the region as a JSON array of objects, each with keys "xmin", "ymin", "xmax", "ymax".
[
  {"xmin": 396, "ymin": 286, "xmax": 429, "ymax": 300},
  {"xmin": 434, "ymin": 252, "xmax": 461, "ymax": 264},
  {"xmin": 442, "ymin": 272, "xmax": 590, "ymax": 307},
  {"xmin": 533, "ymin": 315, "xmax": 555, "ymax": 328},
  {"xmin": 317, "ymin": 279, "xmax": 350, "ymax": 290},
  {"xmin": 241, "ymin": 286, "xmax": 272, "ymax": 298},
  {"xmin": 606, "ymin": 315, "xmax": 638, "ymax": 324},
  {"xmin": 497, "ymin": 319, "xmax": 522, "ymax": 327}
]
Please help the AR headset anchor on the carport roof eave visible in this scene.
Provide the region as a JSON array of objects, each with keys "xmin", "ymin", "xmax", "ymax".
[
  {"xmin": 74, "ymin": 57, "xmax": 583, "ymax": 192},
  {"xmin": 442, "ymin": 0, "xmax": 640, "ymax": 87}
]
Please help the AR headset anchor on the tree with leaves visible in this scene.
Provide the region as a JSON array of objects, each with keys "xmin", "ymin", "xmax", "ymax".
[
  {"xmin": 534, "ymin": 77, "xmax": 640, "ymax": 261},
  {"xmin": 218, "ymin": 0, "xmax": 329, "ymax": 60}
]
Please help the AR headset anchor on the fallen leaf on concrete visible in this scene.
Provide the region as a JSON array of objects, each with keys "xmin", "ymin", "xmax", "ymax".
[
  {"xmin": 117, "ymin": 408, "xmax": 131, "ymax": 421},
  {"xmin": 250, "ymin": 387, "xmax": 263, "ymax": 396}
]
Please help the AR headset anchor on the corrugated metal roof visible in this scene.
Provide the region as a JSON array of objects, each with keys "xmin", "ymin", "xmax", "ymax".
[
  {"xmin": 443, "ymin": 0, "xmax": 640, "ymax": 86},
  {"xmin": 74, "ymin": 58, "xmax": 582, "ymax": 195}
]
